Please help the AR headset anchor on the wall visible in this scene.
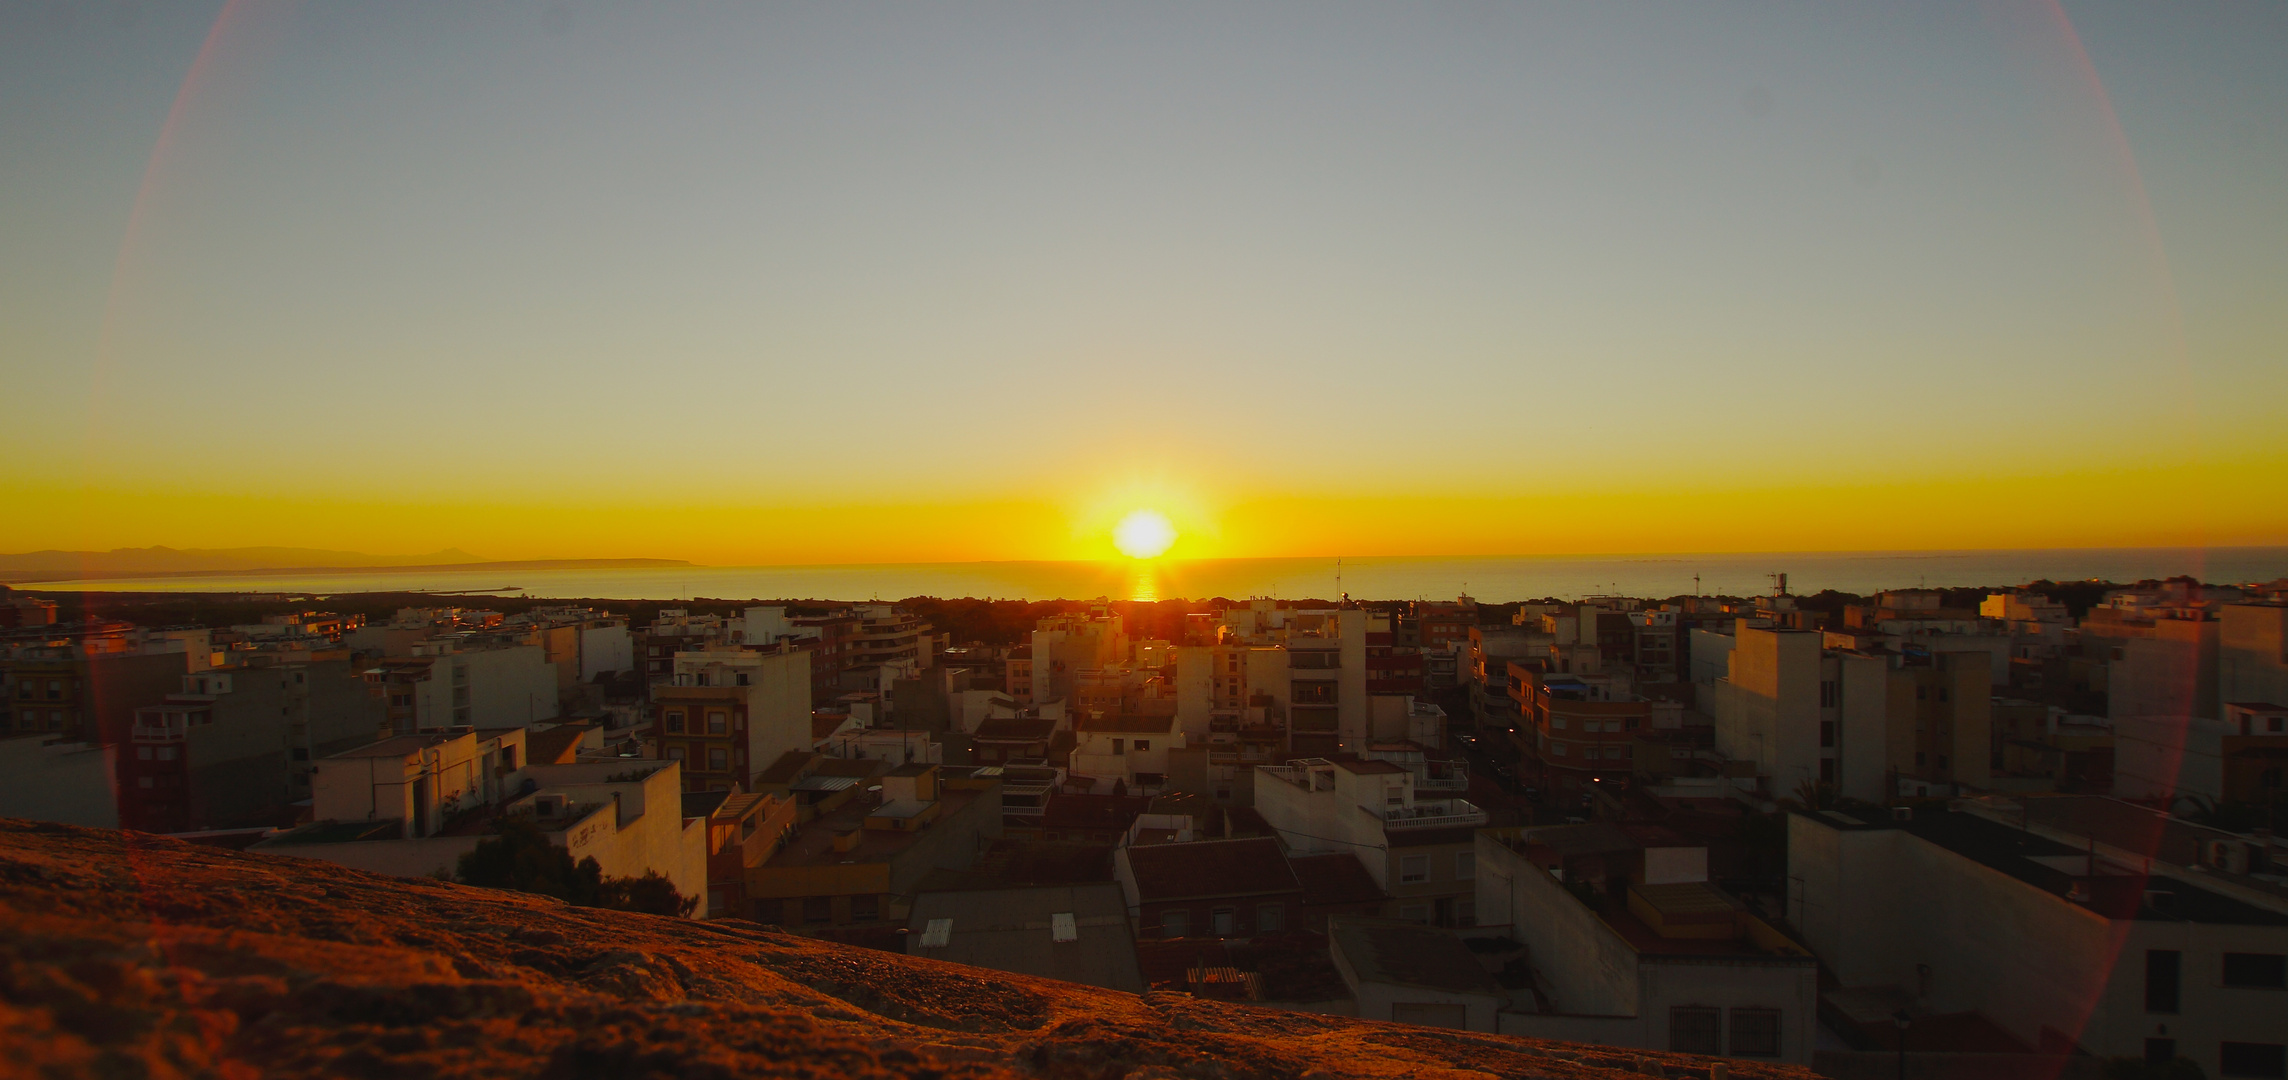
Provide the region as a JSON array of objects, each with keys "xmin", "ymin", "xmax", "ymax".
[
  {"xmin": 462, "ymin": 646, "xmax": 559, "ymax": 729},
  {"xmin": 1475, "ymin": 831, "xmax": 1637, "ymax": 1016},
  {"xmin": 0, "ymin": 736, "xmax": 118, "ymax": 827},
  {"xmin": 1834, "ymin": 652, "xmax": 1892, "ymax": 802},
  {"xmin": 1711, "ymin": 626, "xmax": 1821, "ymax": 793},
  {"xmin": 579, "ymin": 623, "xmax": 634, "ymax": 681}
]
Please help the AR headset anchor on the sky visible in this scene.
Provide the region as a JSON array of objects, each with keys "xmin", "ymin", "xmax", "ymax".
[{"xmin": 2, "ymin": 0, "xmax": 2284, "ymax": 564}]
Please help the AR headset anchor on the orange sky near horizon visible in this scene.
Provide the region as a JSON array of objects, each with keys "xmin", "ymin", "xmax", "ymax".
[{"xmin": 8, "ymin": 449, "xmax": 2281, "ymax": 565}]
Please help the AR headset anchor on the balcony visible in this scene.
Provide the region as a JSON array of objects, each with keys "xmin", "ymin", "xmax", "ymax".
[{"xmin": 1362, "ymin": 799, "xmax": 1487, "ymax": 830}]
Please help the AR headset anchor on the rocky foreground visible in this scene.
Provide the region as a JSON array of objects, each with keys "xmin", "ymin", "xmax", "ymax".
[{"xmin": 0, "ymin": 820, "xmax": 1812, "ymax": 1079}]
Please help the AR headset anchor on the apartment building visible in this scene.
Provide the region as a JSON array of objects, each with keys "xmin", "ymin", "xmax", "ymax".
[
  {"xmin": 1255, "ymin": 756, "xmax": 1487, "ymax": 927},
  {"xmin": 257, "ymin": 739, "xmax": 704, "ymax": 909},
  {"xmin": 1477, "ymin": 826, "xmax": 1817, "ymax": 1062},
  {"xmin": 1069, "ymin": 712, "xmax": 1183, "ymax": 795},
  {"xmin": 359, "ymin": 641, "xmax": 557, "ymax": 734},
  {"xmin": 2, "ymin": 624, "xmax": 214, "ymax": 742},
  {"xmin": 1512, "ymin": 666, "xmax": 1651, "ymax": 802},
  {"xmin": 1789, "ymin": 799, "xmax": 2288, "ymax": 1078},
  {"xmin": 649, "ymin": 646, "xmax": 810, "ymax": 793},
  {"xmin": 745, "ymin": 763, "xmax": 1002, "ymax": 927},
  {"xmin": 119, "ymin": 662, "xmax": 383, "ymax": 832},
  {"xmin": 683, "ymin": 788, "xmax": 798, "ymax": 918}
]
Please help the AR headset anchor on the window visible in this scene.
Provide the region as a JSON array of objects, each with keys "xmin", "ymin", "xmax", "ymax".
[
  {"xmin": 1552, "ymin": 742, "xmax": 1568, "ymax": 757},
  {"xmin": 1387, "ymin": 785, "xmax": 1404, "ymax": 806},
  {"xmin": 156, "ymin": 746, "xmax": 176, "ymax": 761},
  {"xmin": 2223, "ymin": 953, "xmax": 2287, "ymax": 989},
  {"xmin": 1820, "ymin": 681, "xmax": 1838, "ymax": 708},
  {"xmin": 1050, "ymin": 911, "xmax": 1077, "ymax": 942},
  {"xmin": 2220, "ymin": 1043, "xmax": 2286, "ymax": 1079},
  {"xmin": 735, "ymin": 673, "xmax": 750, "ymax": 686},
  {"xmin": 707, "ymin": 747, "xmax": 728, "ymax": 771},
  {"xmin": 1669, "ymin": 1007, "xmax": 1721, "ymax": 1055},
  {"xmin": 1110, "ymin": 739, "xmax": 1125, "ymax": 755},
  {"xmin": 1728, "ymin": 1008, "xmax": 1781, "ymax": 1058},
  {"xmin": 1604, "ymin": 745, "xmax": 1625, "ymax": 760},
  {"xmin": 137, "ymin": 746, "xmax": 152, "ymax": 760},
  {"xmin": 1212, "ymin": 907, "xmax": 1236, "ymax": 936},
  {"xmin": 1820, "ymin": 721, "xmax": 1836, "ymax": 748},
  {"xmin": 1400, "ymin": 855, "xmax": 1429, "ymax": 883},
  {"xmin": 1456, "ymin": 852, "xmax": 1475, "ymax": 881},
  {"xmin": 2146, "ymin": 950, "xmax": 2181, "ymax": 1014},
  {"xmin": 707, "ymin": 711, "xmax": 727, "ymax": 734},
  {"xmin": 850, "ymin": 894, "xmax": 880, "ymax": 922},
  {"xmin": 665, "ymin": 710, "xmax": 685, "ymax": 733},
  {"xmin": 1161, "ymin": 910, "xmax": 1189, "ymax": 938},
  {"xmin": 1552, "ymin": 716, "xmax": 1567, "ymax": 730},
  {"xmin": 1133, "ymin": 740, "xmax": 1150, "ymax": 752},
  {"xmin": 1257, "ymin": 903, "xmax": 1284, "ymax": 933}
]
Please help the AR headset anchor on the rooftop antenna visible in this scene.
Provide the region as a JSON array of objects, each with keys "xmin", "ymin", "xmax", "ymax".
[{"xmin": 1694, "ymin": 573, "xmax": 1702, "ymax": 596}]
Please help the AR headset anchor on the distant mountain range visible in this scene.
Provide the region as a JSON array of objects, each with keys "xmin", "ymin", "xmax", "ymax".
[{"xmin": 0, "ymin": 546, "xmax": 691, "ymax": 583}]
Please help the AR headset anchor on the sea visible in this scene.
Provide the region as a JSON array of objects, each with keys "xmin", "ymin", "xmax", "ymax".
[{"xmin": 31, "ymin": 547, "xmax": 2288, "ymax": 604}]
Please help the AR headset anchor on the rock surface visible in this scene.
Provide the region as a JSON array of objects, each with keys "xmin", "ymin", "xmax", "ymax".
[{"xmin": 0, "ymin": 819, "xmax": 1814, "ymax": 1079}]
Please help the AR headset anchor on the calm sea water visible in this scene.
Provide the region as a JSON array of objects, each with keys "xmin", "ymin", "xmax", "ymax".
[{"xmin": 38, "ymin": 548, "xmax": 2288, "ymax": 604}]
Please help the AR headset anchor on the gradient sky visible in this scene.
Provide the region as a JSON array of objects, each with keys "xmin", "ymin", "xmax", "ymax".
[{"xmin": 3, "ymin": 0, "xmax": 2284, "ymax": 563}]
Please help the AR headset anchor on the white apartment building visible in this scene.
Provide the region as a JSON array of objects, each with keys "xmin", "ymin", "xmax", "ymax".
[
  {"xmin": 258, "ymin": 733, "xmax": 705, "ymax": 911},
  {"xmin": 1475, "ymin": 827, "xmax": 1817, "ymax": 1063},
  {"xmin": 1256, "ymin": 757, "xmax": 1486, "ymax": 927},
  {"xmin": 362, "ymin": 641, "xmax": 558, "ymax": 733},
  {"xmin": 1070, "ymin": 713, "xmax": 1183, "ymax": 794},
  {"xmin": 1790, "ymin": 799, "xmax": 2288, "ymax": 1079}
]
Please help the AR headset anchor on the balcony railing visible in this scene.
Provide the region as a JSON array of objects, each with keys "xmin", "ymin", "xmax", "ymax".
[{"xmin": 1362, "ymin": 799, "xmax": 1487, "ymax": 830}]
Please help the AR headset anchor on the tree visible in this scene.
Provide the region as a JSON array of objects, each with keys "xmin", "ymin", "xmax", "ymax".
[
  {"xmin": 457, "ymin": 817, "xmax": 696, "ymax": 916},
  {"xmin": 457, "ymin": 817, "xmax": 603, "ymax": 905},
  {"xmin": 596, "ymin": 870, "xmax": 700, "ymax": 917}
]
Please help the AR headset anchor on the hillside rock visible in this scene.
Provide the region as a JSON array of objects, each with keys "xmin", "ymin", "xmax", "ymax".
[{"xmin": 0, "ymin": 819, "xmax": 1813, "ymax": 1079}]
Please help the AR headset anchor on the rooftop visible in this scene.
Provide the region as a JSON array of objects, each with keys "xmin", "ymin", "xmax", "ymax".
[
  {"xmin": 1074, "ymin": 713, "xmax": 1179, "ymax": 734},
  {"xmin": 771, "ymin": 786, "xmax": 986, "ymax": 869},
  {"xmin": 1328, "ymin": 917, "xmax": 1499, "ymax": 996},
  {"xmin": 907, "ymin": 883, "xmax": 1143, "ymax": 994},
  {"xmin": 1813, "ymin": 807, "xmax": 2288, "ymax": 925},
  {"xmin": 974, "ymin": 716, "xmax": 1057, "ymax": 741},
  {"xmin": 1124, "ymin": 837, "xmax": 1301, "ymax": 903},
  {"xmin": 328, "ymin": 734, "xmax": 454, "ymax": 760}
]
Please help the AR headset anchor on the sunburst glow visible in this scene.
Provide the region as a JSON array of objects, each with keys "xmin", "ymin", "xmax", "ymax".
[{"xmin": 1112, "ymin": 509, "xmax": 1178, "ymax": 559}]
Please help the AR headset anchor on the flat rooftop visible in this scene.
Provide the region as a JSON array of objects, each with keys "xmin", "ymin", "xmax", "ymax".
[
  {"xmin": 770, "ymin": 786, "xmax": 986, "ymax": 869},
  {"xmin": 1817, "ymin": 807, "xmax": 2288, "ymax": 926}
]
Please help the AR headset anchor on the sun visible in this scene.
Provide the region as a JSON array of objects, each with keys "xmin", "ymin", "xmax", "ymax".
[{"xmin": 1112, "ymin": 509, "xmax": 1178, "ymax": 559}]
